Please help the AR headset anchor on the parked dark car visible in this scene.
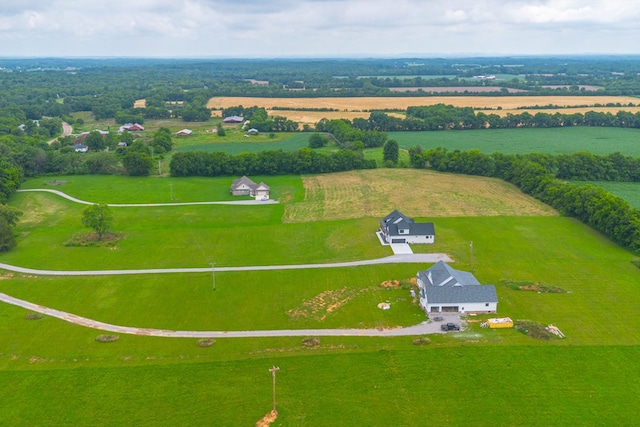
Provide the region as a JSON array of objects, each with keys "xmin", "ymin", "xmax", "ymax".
[{"xmin": 441, "ymin": 323, "xmax": 460, "ymax": 331}]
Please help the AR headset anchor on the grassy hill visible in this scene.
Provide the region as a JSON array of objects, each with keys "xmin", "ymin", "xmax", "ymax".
[{"xmin": 1, "ymin": 169, "xmax": 639, "ymax": 426}]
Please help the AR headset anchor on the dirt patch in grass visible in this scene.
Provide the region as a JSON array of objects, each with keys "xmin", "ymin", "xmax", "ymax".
[
  {"xmin": 514, "ymin": 320, "xmax": 554, "ymax": 340},
  {"xmin": 45, "ymin": 180, "xmax": 68, "ymax": 186},
  {"xmin": 256, "ymin": 410, "xmax": 278, "ymax": 427},
  {"xmin": 503, "ymin": 280, "xmax": 568, "ymax": 293},
  {"xmin": 302, "ymin": 337, "xmax": 321, "ymax": 347},
  {"xmin": 96, "ymin": 335, "xmax": 119, "ymax": 343},
  {"xmin": 287, "ymin": 287, "xmax": 370, "ymax": 321},
  {"xmin": 65, "ymin": 232, "xmax": 122, "ymax": 247},
  {"xmin": 197, "ymin": 338, "xmax": 215, "ymax": 347},
  {"xmin": 283, "ymin": 169, "xmax": 557, "ymax": 223},
  {"xmin": 380, "ymin": 277, "xmax": 416, "ymax": 289}
]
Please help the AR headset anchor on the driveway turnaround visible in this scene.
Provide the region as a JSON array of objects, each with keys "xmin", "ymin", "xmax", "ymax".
[
  {"xmin": 0, "ymin": 292, "xmax": 456, "ymax": 338},
  {"xmin": 16, "ymin": 188, "xmax": 279, "ymax": 206},
  {"xmin": 0, "ymin": 254, "xmax": 453, "ymax": 277}
]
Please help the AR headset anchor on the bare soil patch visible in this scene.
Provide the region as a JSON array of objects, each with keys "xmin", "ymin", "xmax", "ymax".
[
  {"xmin": 256, "ymin": 410, "xmax": 278, "ymax": 427},
  {"xmin": 65, "ymin": 232, "xmax": 122, "ymax": 247},
  {"xmin": 283, "ymin": 169, "xmax": 557, "ymax": 223},
  {"xmin": 133, "ymin": 99, "xmax": 146, "ymax": 108},
  {"xmin": 503, "ymin": 280, "xmax": 568, "ymax": 293},
  {"xmin": 287, "ymin": 287, "xmax": 370, "ymax": 321}
]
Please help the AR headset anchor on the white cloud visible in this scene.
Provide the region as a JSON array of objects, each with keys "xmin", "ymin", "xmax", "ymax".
[{"xmin": 0, "ymin": 0, "xmax": 638, "ymax": 56}]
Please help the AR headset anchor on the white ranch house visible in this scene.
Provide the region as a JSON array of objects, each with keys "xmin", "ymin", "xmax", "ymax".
[
  {"xmin": 417, "ymin": 261, "xmax": 498, "ymax": 314},
  {"xmin": 379, "ymin": 210, "xmax": 435, "ymax": 244},
  {"xmin": 230, "ymin": 176, "xmax": 270, "ymax": 200}
]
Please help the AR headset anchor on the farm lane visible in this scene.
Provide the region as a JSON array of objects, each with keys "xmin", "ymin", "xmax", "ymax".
[
  {"xmin": 0, "ymin": 292, "xmax": 451, "ymax": 337},
  {"xmin": 46, "ymin": 121, "xmax": 72, "ymax": 145},
  {"xmin": 16, "ymin": 188, "xmax": 279, "ymax": 206},
  {"xmin": 0, "ymin": 254, "xmax": 453, "ymax": 276}
]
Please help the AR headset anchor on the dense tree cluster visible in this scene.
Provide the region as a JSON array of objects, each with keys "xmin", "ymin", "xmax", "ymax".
[
  {"xmin": 315, "ymin": 119, "xmax": 388, "ymax": 148},
  {"xmin": 350, "ymin": 105, "xmax": 640, "ymax": 132},
  {"xmin": 411, "ymin": 148, "xmax": 640, "ymax": 253},
  {"xmin": 170, "ymin": 148, "xmax": 376, "ymax": 177}
]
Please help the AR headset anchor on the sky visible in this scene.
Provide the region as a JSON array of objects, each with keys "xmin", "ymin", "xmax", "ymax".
[{"xmin": 1, "ymin": 0, "xmax": 639, "ymax": 58}]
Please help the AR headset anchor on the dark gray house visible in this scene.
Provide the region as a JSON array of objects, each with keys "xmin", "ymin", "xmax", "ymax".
[{"xmin": 379, "ymin": 210, "xmax": 435, "ymax": 244}]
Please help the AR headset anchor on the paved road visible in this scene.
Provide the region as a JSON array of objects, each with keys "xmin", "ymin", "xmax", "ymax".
[
  {"xmin": 0, "ymin": 254, "xmax": 453, "ymax": 277},
  {"xmin": 16, "ymin": 188, "xmax": 279, "ymax": 207},
  {"xmin": 0, "ymin": 292, "xmax": 460, "ymax": 337}
]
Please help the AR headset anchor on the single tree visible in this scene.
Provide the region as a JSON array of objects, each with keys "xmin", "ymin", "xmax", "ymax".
[
  {"xmin": 309, "ymin": 133, "xmax": 329, "ymax": 148},
  {"xmin": 383, "ymin": 139, "xmax": 399, "ymax": 165},
  {"xmin": 123, "ymin": 151, "xmax": 153, "ymax": 176},
  {"xmin": 82, "ymin": 204, "xmax": 113, "ymax": 241},
  {"xmin": 84, "ymin": 130, "xmax": 106, "ymax": 151}
]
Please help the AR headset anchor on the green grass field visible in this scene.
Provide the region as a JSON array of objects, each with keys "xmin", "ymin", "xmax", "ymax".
[
  {"xmin": 575, "ymin": 181, "xmax": 640, "ymax": 208},
  {"xmin": 389, "ymin": 127, "xmax": 640, "ymax": 155},
  {"xmin": 1, "ymin": 170, "xmax": 640, "ymax": 425}
]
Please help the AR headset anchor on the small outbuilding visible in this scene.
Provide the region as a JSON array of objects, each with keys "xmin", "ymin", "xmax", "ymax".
[{"xmin": 176, "ymin": 129, "xmax": 193, "ymax": 136}]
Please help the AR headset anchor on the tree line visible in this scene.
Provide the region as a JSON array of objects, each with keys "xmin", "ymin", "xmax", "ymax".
[
  {"xmin": 170, "ymin": 148, "xmax": 376, "ymax": 177},
  {"xmin": 410, "ymin": 147, "xmax": 640, "ymax": 254},
  {"xmin": 350, "ymin": 105, "xmax": 640, "ymax": 132}
]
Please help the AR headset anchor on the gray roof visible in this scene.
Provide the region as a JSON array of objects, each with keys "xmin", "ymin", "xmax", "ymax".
[
  {"xmin": 425, "ymin": 285, "xmax": 498, "ymax": 304},
  {"xmin": 418, "ymin": 261, "xmax": 497, "ymax": 304},
  {"xmin": 381, "ymin": 210, "xmax": 435, "ymax": 237},
  {"xmin": 231, "ymin": 175, "xmax": 257, "ymax": 190},
  {"xmin": 418, "ymin": 260, "xmax": 480, "ymax": 287}
]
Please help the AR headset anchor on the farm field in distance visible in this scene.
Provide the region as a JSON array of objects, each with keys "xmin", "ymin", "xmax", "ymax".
[
  {"xmin": 207, "ymin": 95, "xmax": 640, "ymax": 127},
  {"xmin": 575, "ymin": 181, "xmax": 640, "ymax": 208},
  {"xmin": 389, "ymin": 127, "xmax": 640, "ymax": 156},
  {"xmin": 1, "ymin": 166, "xmax": 640, "ymax": 425}
]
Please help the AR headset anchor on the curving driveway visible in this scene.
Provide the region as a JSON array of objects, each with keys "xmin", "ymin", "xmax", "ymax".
[
  {"xmin": 5, "ymin": 188, "xmax": 457, "ymax": 337},
  {"xmin": 16, "ymin": 189, "xmax": 279, "ymax": 206},
  {"xmin": 0, "ymin": 292, "xmax": 460, "ymax": 337}
]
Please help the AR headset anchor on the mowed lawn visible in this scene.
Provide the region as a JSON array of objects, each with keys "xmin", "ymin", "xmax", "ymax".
[
  {"xmin": 389, "ymin": 127, "xmax": 640, "ymax": 156},
  {"xmin": 2, "ymin": 170, "xmax": 640, "ymax": 425}
]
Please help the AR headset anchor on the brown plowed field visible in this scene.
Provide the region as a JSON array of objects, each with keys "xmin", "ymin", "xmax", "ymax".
[{"xmin": 283, "ymin": 169, "xmax": 558, "ymax": 223}]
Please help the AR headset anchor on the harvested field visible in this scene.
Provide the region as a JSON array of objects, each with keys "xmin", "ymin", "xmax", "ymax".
[
  {"xmin": 388, "ymin": 87, "xmax": 526, "ymax": 93},
  {"xmin": 207, "ymin": 95, "xmax": 639, "ymax": 112},
  {"xmin": 283, "ymin": 169, "xmax": 558, "ymax": 223},
  {"xmin": 133, "ymin": 99, "xmax": 146, "ymax": 108}
]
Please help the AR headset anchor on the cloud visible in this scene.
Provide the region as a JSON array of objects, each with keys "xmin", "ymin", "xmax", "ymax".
[{"xmin": 0, "ymin": 0, "xmax": 638, "ymax": 56}]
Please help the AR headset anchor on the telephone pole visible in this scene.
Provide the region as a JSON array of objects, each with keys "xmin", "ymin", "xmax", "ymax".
[{"xmin": 269, "ymin": 366, "xmax": 280, "ymax": 412}]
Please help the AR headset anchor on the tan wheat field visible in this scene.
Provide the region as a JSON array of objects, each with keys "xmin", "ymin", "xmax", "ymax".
[{"xmin": 283, "ymin": 169, "xmax": 558, "ymax": 223}]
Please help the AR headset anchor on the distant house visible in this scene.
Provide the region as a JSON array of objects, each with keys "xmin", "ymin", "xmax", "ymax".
[
  {"xmin": 117, "ymin": 142, "xmax": 128, "ymax": 147},
  {"xmin": 223, "ymin": 115, "xmax": 244, "ymax": 123},
  {"xmin": 73, "ymin": 144, "xmax": 89, "ymax": 153},
  {"xmin": 416, "ymin": 261, "xmax": 498, "ymax": 314},
  {"xmin": 119, "ymin": 123, "xmax": 144, "ymax": 132},
  {"xmin": 176, "ymin": 129, "xmax": 193, "ymax": 136},
  {"xmin": 230, "ymin": 176, "xmax": 270, "ymax": 200},
  {"xmin": 379, "ymin": 210, "xmax": 435, "ymax": 244}
]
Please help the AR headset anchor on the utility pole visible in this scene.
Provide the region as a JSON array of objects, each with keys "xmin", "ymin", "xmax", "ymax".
[
  {"xmin": 209, "ymin": 262, "xmax": 216, "ymax": 291},
  {"xmin": 470, "ymin": 241, "xmax": 474, "ymax": 273},
  {"xmin": 269, "ymin": 366, "xmax": 280, "ymax": 413}
]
